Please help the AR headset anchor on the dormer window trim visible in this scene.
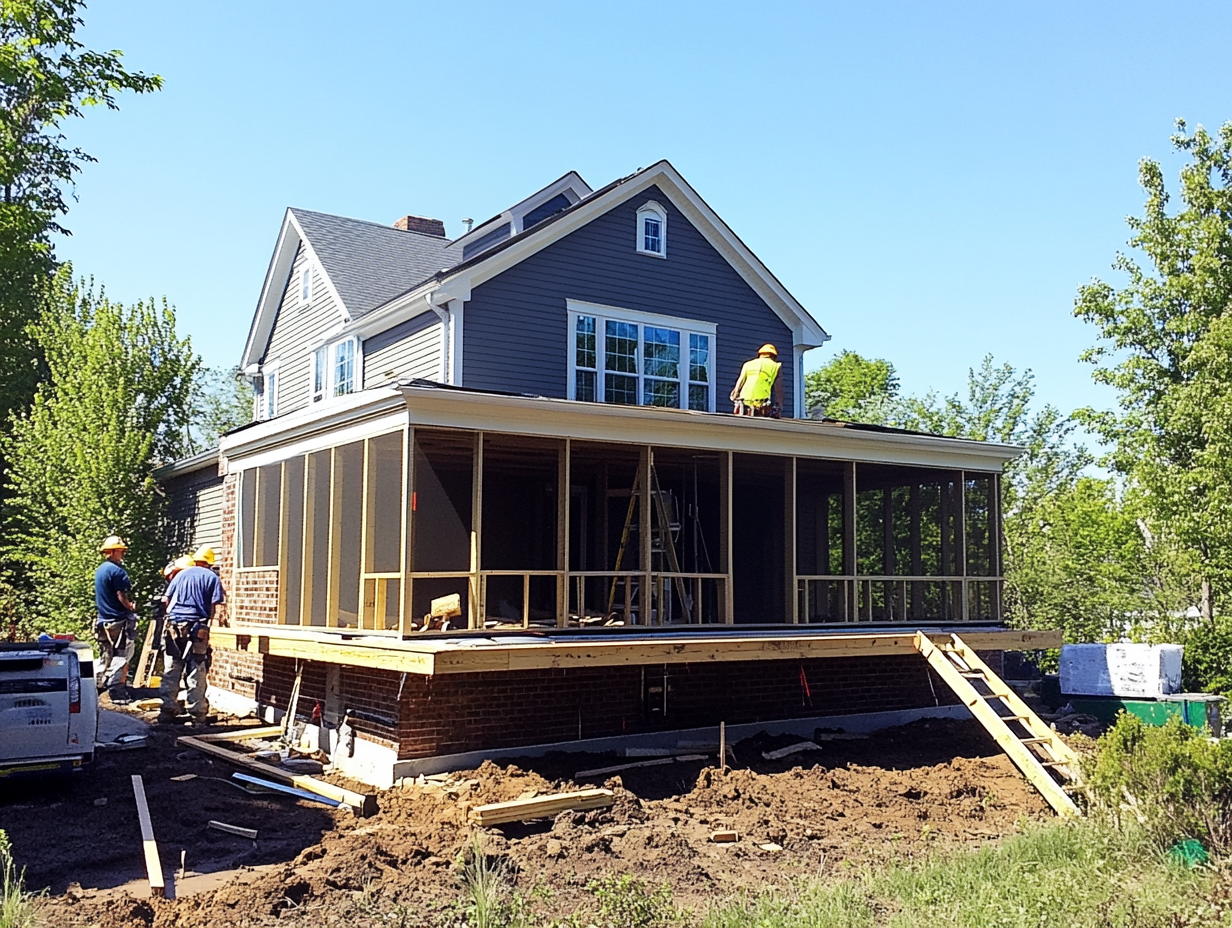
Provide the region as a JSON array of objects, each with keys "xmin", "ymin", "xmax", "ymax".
[
  {"xmin": 308, "ymin": 336, "xmax": 362, "ymax": 405},
  {"xmin": 636, "ymin": 201, "xmax": 667, "ymax": 258},
  {"xmin": 298, "ymin": 263, "xmax": 312, "ymax": 309}
]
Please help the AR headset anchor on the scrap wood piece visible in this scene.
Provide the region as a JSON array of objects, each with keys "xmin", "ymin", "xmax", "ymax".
[
  {"xmin": 231, "ymin": 772, "xmax": 342, "ymax": 807},
  {"xmin": 469, "ymin": 789, "xmax": 615, "ymax": 826},
  {"xmin": 574, "ymin": 757, "xmax": 673, "ymax": 779},
  {"xmin": 710, "ymin": 830, "xmax": 739, "ymax": 843},
  {"xmin": 762, "ymin": 742, "xmax": 822, "ymax": 761},
  {"xmin": 177, "ymin": 734, "xmax": 376, "ymax": 816},
  {"xmin": 195, "ymin": 726, "xmax": 284, "ymax": 744},
  {"xmin": 209, "ymin": 820, "xmax": 258, "ymax": 840},
  {"xmin": 130, "ymin": 775, "xmax": 165, "ymax": 898}
]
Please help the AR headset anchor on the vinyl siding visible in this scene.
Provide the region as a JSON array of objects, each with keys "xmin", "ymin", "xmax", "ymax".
[
  {"xmin": 262, "ymin": 243, "xmax": 346, "ymax": 413},
  {"xmin": 462, "ymin": 185, "xmax": 797, "ymax": 415},
  {"xmin": 163, "ymin": 466, "xmax": 224, "ymax": 555},
  {"xmin": 363, "ymin": 313, "xmax": 443, "ymax": 387}
]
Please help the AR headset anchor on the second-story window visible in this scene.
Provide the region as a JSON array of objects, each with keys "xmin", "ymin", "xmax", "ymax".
[
  {"xmin": 568, "ymin": 303, "xmax": 714, "ymax": 411},
  {"xmin": 299, "ymin": 266, "xmax": 311, "ymax": 307},
  {"xmin": 264, "ymin": 369, "xmax": 278, "ymax": 419},
  {"xmin": 636, "ymin": 201, "xmax": 667, "ymax": 258},
  {"xmin": 309, "ymin": 337, "xmax": 360, "ymax": 404},
  {"xmin": 333, "ymin": 338, "xmax": 356, "ymax": 396}
]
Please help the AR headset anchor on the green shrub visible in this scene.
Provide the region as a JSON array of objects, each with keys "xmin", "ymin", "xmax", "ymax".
[
  {"xmin": 586, "ymin": 875, "xmax": 678, "ymax": 928},
  {"xmin": 1181, "ymin": 619, "xmax": 1232, "ymax": 696},
  {"xmin": 1084, "ymin": 712, "xmax": 1232, "ymax": 853},
  {"xmin": 1, "ymin": 830, "xmax": 38, "ymax": 928}
]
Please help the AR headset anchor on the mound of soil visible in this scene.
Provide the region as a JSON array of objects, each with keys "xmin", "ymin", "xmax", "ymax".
[{"xmin": 21, "ymin": 718, "xmax": 1052, "ymax": 928}]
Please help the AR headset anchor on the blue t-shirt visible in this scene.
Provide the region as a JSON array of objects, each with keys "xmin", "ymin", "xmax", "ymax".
[
  {"xmin": 94, "ymin": 560, "xmax": 132, "ymax": 623},
  {"xmin": 166, "ymin": 566, "xmax": 226, "ymax": 622}
]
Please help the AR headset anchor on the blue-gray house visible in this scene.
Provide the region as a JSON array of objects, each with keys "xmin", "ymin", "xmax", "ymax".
[{"xmin": 156, "ymin": 162, "xmax": 1044, "ymax": 786}]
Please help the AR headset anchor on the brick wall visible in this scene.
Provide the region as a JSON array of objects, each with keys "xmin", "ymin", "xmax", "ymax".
[
  {"xmin": 231, "ymin": 570, "xmax": 279, "ymax": 625},
  {"xmin": 218, "ymin": 471, "xmax": 238, "ymax": 626},
  {"xmin": 207, "ymin": 641, "xmax": 1005, "ymax": 761}
]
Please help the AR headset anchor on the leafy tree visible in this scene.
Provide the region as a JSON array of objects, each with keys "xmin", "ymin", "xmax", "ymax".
[
  {"xmin": 1075, "ymin": 119, "xmax": 1232, "ymax": 619},
  {"xmin": 804, "ymin": 350, "xmax": 898, "ymax": 419},
  {"xmin": 0, "ymin": 0, "xmax": 160, "ymax": 446},
  {"xmin": 192, "ymin": 365, "xmax": 253, "ymax": 451},
  {"xmin": 0, "ymin": 271, "xmax": 198, "ymax": 637}
]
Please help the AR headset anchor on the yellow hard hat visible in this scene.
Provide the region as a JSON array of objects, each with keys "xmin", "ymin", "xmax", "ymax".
[
  {"xmin": 758, "ymin": 344, "xmax": 778, "ymax": 357},
  {"xmin": 174, "ymin": 554, "xmax": 195, "ymax": 572},
  {"xmin": 162, "ymin": 561, "xmax": 177, "ymax": 579},
  {"xmin": 192, "ymin": 545, "xmax": 216, "ymax": 566},
  {"xmin": 100, "ymin": 535, "xmax": 128, "ymax": 553}
]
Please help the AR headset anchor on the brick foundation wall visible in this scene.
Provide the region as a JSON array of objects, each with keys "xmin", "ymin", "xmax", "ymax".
[{"xmin": 208, "ymin": 642, "xmax": 1005, "ymax": 760}]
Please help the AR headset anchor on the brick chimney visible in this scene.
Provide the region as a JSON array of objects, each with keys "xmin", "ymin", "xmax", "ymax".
[{"xmin": 393, "ymin": 215, "xmax": 446, "ymax": 237}]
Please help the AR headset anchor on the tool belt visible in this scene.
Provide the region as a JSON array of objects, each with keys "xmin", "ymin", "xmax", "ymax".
[
  {"xmin": 165, "ymin": 618, "xmax": 211, "ymax": 662},
  {"xmin": 97, "ymin": 614, "xmax": 138, "ymax": 651}
]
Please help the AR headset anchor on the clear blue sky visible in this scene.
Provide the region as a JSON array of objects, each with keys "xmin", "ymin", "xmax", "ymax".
[{"xmin": 58, "ymin": 1, "xmax": 1232, "ymax": 420}]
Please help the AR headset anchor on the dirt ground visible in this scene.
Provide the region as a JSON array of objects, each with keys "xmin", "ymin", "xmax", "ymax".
[{"xmin": 3, "ymin": 714, "xmax": 1055, "ymax": 927}]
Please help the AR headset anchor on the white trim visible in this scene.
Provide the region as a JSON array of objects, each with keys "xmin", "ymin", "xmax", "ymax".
[
  {"xmin": 793, "ymin": 345, "xmax": 806, "ymax": 419},
  {"xmin": 306, "ymin": 336, "xmax": 364, "ymax": 407},
  {"xmin": 635, "ymin": 200, "xmax": 667, "ymax": 258},
  {"xmin": 566, "ymin": 300, "xmax": 716, "ymax": 412},
  {"xmin": 448, "ymin": 301, "xmax": 464, "ymax": 385},
  {"xmin": 261, "ymin": 360, "xmax": 281, "ymax": 420},
  {"xmin": 361, "ymin": 162, "xmax": 829, "ymax": 354},
  {"xmin": 227, "ymin": 411, "xmax": 408, "ymax": 472}
]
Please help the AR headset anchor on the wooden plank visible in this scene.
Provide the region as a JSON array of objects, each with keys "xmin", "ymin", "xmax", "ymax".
[
  {"xmin": 468, "ymin": 789, "xmax": 614, "ymax": 826},
  {"xmin": 915, "ymin": 634, "xmax": 1077, "ymax": 817},
  {"xmin": 177, "ymin": 735, "xmax": 376, "ymax": 816},
  {"xmin": 197, "ymin": 726, "xmax": 284, "ymax": 743},
  {"xmin": 209, "ymin": 820, "xmax": 258, "ymax": 840},
  {"xmin": 133, "ymin": 613, "xmax": 159, "ymax": 689},
  {"xmin": 575, "ymin": 758, "xmax": 673, "ymax": 779},
  {"xmin": 130, "ymin": 775, "xmax": 165, "ymax": 898}
]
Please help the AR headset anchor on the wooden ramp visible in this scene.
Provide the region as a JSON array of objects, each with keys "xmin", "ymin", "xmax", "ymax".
[{"xmin": 915, "ymin": 632, "xmax": 1080, "ymax": 817}]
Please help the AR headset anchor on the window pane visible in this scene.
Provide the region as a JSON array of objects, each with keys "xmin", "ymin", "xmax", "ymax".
[
  {"xmin": 576, "ymin": 316, "xmax": 596, "ymax": 370},
  {"xmin": 334, "ymin": 340, "xmax": 355, "ymax": 396},
  {"xmin": 644, "ymin": 218, "xmax": 661, "ymax": 253},
  {"xmin": 605, "ymin": 320, "xmax": 638, "ymax": 374},
  {"xmin": 313, "ymin": 349, "xmax": 325, "ymax": 395},
  {"xmin": 643, "ymin": 327, "xmax": 679, "ymax": 379},
  {"xmin": 689, "ymin": 333, "xmax": 709, "ymax": 383},
  {"xmin": 689, "ymin": 383, "xmax": 710, "ymax": 411},
  {"xmin": 605, "ymin": 373, "xmax": 638, "ymax": 405},
  {"xmin": 644, "ymin": 379, "xmax": 680, "ymax": 408},
  {"xmin": 301, "ymin": 268, "xmax": 310, "ymax": 302},
  {"xmin": 576, "ymin": 369, "xmax": 596, "ymax": 402}
]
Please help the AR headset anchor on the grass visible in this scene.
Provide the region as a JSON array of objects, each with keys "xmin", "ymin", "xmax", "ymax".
[
  {"xmin": 702, "ymin": 820, "xmax": 1229, "ymax": 928},
  {"xmin": 0, "ymin": 830, "xmax": 39, "ymax": 928}
]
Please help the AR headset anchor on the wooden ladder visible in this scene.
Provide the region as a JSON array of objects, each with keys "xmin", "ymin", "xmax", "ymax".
[{"xmin": 915, "ymin": 631, "xmax": 1081, "ymax": 817}]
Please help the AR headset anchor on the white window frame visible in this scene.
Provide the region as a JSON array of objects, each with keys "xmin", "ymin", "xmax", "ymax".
[
  {"xmin": 298, "ymin": 264, "xmax": 312, "ymax": 308},
  {"xmin": 262, "ymin": 362, "xmax": 279, "ymax": 419},
  {"xmin": 307, "ymin": 336, "xmax": 362, "ymax": 405},
  {"xmin": 566, "ymin": 300, "xmax": 715, "ymax": 412},
  {"xmin": 636, "ymin": 200, "xmax": 667, "ymax": 258}
]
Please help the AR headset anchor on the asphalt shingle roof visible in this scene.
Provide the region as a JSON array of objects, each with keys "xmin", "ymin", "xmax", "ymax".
[{"xmin": 291, "ymin": 209, "xmax": 453, "ymax": 318}]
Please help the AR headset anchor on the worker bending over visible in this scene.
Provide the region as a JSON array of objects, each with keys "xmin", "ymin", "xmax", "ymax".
[
  {"xmin": 94, "ymin": 535, "xmax": 138, "ymax": 703},
  {"xmin": 159, "ymin": 545, "xmax": 225, "ymax": 724},
  {"xmin": 730, "ymin": 343, "xmax": 783, "ymax": 417}
]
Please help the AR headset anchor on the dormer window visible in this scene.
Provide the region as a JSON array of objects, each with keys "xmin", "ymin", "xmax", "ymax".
[
  {"xmin": 636, "ymin": 201, "xmax": 667, "ymax": 258},
  {"xmin": 309, "ymin": 336, "xmax": 360, "ymax": 404},
  {"xmin": 299, "ymin": 266, "xmax": 311, "ymax": 307}
]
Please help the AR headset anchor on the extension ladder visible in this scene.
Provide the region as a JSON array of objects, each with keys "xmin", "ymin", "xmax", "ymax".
[{"xmin": 915, "ymin": 632, "xmax": 1081, "ymax": 817}]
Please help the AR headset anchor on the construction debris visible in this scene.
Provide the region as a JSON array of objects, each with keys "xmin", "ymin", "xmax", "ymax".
[
  {"xmin": 762, "ymin": 741, "xmax": 822, "ymax": 761},
  {"xmin": 231, "ymin": 773, "xmax": 342, "ymax": 807},
  {"xmin": 208, "ymin": 820, "xmax": 258, "ymax": 840},
  {"xmin": 130, "ymin": 775, "xmax": 165, "ymax": 898},
  {"xmin": 710, "ymin": 830, "xmax": 739, "ymax": 843},
  {"xmin": 575, "ymin": 758, "xmax": 674, "ymax": 779},
  {"xmin": 468, "ymin": 789, "xmax": 615, "ymax": 826}
]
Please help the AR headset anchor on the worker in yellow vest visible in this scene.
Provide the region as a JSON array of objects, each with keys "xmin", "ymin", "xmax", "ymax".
[{"xmin": 730, "ymin": 344, "xmax": 784, "ymax": 417}]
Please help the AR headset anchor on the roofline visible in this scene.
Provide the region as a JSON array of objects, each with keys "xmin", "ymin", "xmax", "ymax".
[
  {"xmin": 153, "ymin": 447, "xmax": 220, "ymax": 480},
  {"xmin": 219, "ymin": 383, "xmax": 1021, "ymax": 473},
  {"xmin": 360, "ymin": 161, "xmax": 830, "ymax": 349}
]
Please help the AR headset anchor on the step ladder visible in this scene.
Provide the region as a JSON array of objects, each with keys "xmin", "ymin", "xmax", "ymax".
[{"xmin": 915, "ymin": 631, "xmax": 1081, "ymax": 817}]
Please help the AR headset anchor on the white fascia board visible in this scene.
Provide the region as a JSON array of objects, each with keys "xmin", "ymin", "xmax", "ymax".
[
  {"xmin": 219, "ymin": 387, "xmax": 407, "ymax": 471},
  {"xmin": 286, "ymin": 211, "xmax": 352, "ymax": 325},
  {"xmin": 442, "ymin": 162, "xmax": 829, "ymax": 349},
  {"xmin": 343, "ymin": 280, "xmax": 469, "ymax": 342},
  {"xmin": 396, "ymin": 387, "xmax": 1022, "ymax": 472},
  {"xmin": 240, "ymin": 213, "xmax": 297, "ymax": 369},
  {"xmin": 240, "ymin": 210, "xmax": 354, "ymax": 369},
  {"xmin": 508, "ymin": 171, "xmax": 593, "ymax": 232}
]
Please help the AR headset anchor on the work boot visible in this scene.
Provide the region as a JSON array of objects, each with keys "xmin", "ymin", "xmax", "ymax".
[
  {"xmin": 108, "ymin": 685, "xmax": 132, "ymax": 705},
  {"xmin": 156, "ymin": 710, "xmax": 180, "ymax": 724}
]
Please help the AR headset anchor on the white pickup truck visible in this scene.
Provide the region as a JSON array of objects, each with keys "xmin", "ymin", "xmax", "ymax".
[{"xmin": 0, "ymin": 639, "xmax": 99, "ymax": 778}]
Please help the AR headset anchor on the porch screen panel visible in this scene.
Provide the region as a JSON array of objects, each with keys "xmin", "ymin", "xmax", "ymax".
[
  {"xmin": 239, "ymin": 469, "xmax": 257, "ymax": 568},
  {"xmin": 334, "ymin": 441, "xmax": 364, "ymax": 627},
  {"xmin": 305, "ymin": 450, "xmax": 332, "ymax": 626},
  {"xmin": 412, "ymin": 430, "xmax": 473, "ymax": 572},
  {"xmin": 255, "ymin": 463, "xmax": 282, "ymax": 567},
  {"xmin": 282, "ymin": 456, "xmax": 305, "ymax": 624},
  {"xmin": 368, "ymin": 432, "xmax": 403, "ymax": 574}
]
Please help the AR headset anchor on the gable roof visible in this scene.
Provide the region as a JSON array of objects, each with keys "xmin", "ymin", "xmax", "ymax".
[
  {"xmin": 240, "ymin": 209, "xmax": 451, "ymax": 368},
  {"xmin": 352, "ymin": 161, "xmax": 830, "ymax": 350}
]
